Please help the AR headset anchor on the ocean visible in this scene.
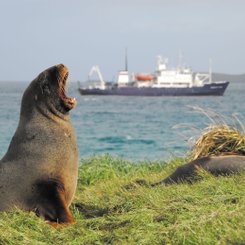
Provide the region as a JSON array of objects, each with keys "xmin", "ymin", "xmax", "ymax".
[{"xmin": 0, "ymin": 81, "xmax": 244, "ymax": 161}]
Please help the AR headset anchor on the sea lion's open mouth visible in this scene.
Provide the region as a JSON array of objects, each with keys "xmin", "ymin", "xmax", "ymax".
[{"xmin": 56, "ymin": 64, "xmax": 77, "ymax": 109}]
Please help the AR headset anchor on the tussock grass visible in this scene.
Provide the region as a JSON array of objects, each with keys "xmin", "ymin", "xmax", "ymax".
[
  {"xmin": 0, "ymin": 155, "xmax": 244, "ymax": 244},
  {"xmin": 190, "ymin": 124, "xmax": 245, "ymax": 160},
  {"xmin": 175, "ymin": 107, "xmax": 245, "ymax": 160}
]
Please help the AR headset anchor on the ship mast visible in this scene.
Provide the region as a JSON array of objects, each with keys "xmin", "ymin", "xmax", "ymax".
[
  {"xmin": 125, "ymin": 47, "xmax": 128, "ymax": 71},
  {"xmin": 209, "ymin": 58, "xmax": 212, "ymax": 83},
  {"xmin": 178, "ymin": 50, "xmax": 183, "ymax": 69},
  {"xmin": 117, "ymin": 48, "xmax": 129, "ymax": 87}
]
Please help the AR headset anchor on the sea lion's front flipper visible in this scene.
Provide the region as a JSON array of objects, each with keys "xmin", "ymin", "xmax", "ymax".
[{"xmin": 34, "ymin": 180, "xmax": 75, "ymax": 226}]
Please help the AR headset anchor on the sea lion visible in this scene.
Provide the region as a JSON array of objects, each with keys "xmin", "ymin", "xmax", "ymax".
[
  {"xmin": 0, "ymin": 64, "xmax": 79, "ymax": 226},
  {"xmin": 152, "ymin": 155, "xmax": 245, "ymax": 186}
]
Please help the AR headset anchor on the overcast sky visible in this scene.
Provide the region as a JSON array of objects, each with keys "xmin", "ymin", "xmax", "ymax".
[{"xmin": 0, "ymin": 0, "xmax": 244, "ymax": 81}]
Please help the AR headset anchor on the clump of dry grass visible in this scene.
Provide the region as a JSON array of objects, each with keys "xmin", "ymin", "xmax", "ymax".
[{"xmin": 190, "ymin": 124, "xmax": 245, "ymax": 160}]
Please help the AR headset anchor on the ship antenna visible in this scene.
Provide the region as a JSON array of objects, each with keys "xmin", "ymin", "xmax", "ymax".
[
  {"xmin": 209, "ymin": 58, "xmax": 212, "ymax": 83},
  {"xmin": 125, "ymin": 47, "xmax": 128, "ymax": 71},
  {"xmin": 178, "ymin": 50, "xmax": 183, "ymax": 69}
]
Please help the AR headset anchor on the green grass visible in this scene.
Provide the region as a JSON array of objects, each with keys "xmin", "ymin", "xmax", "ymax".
[{"xmin": 0, "ymin": 155, "xmax": 244, "ymax": 244}]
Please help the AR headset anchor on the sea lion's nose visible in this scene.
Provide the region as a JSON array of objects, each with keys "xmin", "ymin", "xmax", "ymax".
[
  {"xmin": 57, "ymin": 64, "xmax": 65, "ymax": 68},
  {"xmin": 56, "ymin": 64, "xmax": 69, "ymax": 74}
]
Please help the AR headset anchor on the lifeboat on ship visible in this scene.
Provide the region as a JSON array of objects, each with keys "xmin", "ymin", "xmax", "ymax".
[{"xmin": 135, "ymin": 74, "xmax": 154, "ymax": 81}]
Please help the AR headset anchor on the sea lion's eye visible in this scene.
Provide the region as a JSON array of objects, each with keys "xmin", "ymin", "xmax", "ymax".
[
  {"xmin": 42, "ymin": 83, "xmax": 51, "ymax": 94},
  {"xmin": 40, "ymin": 81, "xmax": 50, "ymax": 95}
]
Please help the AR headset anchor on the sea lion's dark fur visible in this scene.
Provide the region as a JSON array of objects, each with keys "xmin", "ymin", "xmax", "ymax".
[
  {"xmin": 152, "ymin": 155, "xmax": 245, "ymax": 186},
  {"xmin": 0, "ymin": 64, "xmax": 78, "ymax": 225}
]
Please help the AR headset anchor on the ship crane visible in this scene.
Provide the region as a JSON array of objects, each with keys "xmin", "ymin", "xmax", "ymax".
[{"xmin": 88, "ymin": 65, "xmax": 105, "ymax": 89}]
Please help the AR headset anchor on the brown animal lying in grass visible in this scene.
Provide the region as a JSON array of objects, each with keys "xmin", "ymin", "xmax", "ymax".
[{"xmin": 151, "ymin": 155, "xmax": 245, "ymax": 186}]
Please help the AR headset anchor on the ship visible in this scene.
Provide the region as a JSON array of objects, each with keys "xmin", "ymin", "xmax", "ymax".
[{"xmin": 78, "ymin": 55, "xmax": 229, "ymax": 96}]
